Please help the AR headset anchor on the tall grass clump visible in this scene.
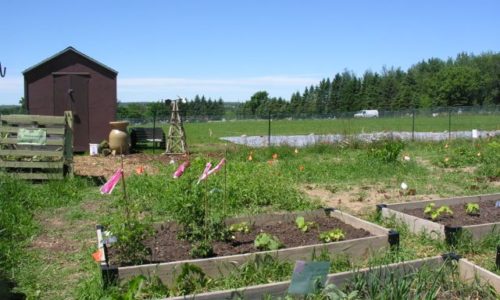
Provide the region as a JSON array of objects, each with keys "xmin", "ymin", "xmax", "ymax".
[{"xmin": 324, "ymin": 259, "xmax": 498, "ymax": 300}]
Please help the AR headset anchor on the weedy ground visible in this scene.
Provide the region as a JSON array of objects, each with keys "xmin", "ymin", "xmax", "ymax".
[{"xmin": 0, "ymin": 133, "xmax": 499, "ymax": 299}]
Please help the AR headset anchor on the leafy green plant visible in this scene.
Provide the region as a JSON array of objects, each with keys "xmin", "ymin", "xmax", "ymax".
[
  {"xmin": 105, "ymin": 274, "xmax": 170, "ymax": 300},
  {"xmin": 174, "ymin": 263, "xmax": 208, "ymax": 295},
  {"xmin": 105, "ymin": 170, "xmax": 154, "ymax": 264},
  {"xmin": 369, "ymin": 140, "xmax": 405, "ymax": 163},
  {"xmin": 254, "ymin": 233, "xmax": 283, "ymax": 251},
  {"xmin": 190, "ymin": 240, "xmax": 214, "ymax": 258},
  {"xmin": 319, "ymin": 229, "xmax": 345, "ymax": 243},
  {"xmin": 423, "ymin": 203, "xmax": 453, "ymax": 221},
  {"xmin": 295, "ymin": 216, "xmax": 316, "ymax": 232},
  {"xmin": 464, "ymin": 203, "xmax": 480, "ymax": 215},
  {"xmin": 229, "ymin": 222, "xmax": 251, "ymax": 234}
]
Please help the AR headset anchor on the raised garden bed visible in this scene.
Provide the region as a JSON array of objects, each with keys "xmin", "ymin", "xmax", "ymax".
[
  {"xmin": 378, "ymin": 193, "xmax": 500, "ymax": 243},
  {"xmin": 167, "ymin": 255, "xmax": 500, "ymax": 299},
  {"xmin": 96, "ymin": 208, "xmax": 396, "ymax": 285}
]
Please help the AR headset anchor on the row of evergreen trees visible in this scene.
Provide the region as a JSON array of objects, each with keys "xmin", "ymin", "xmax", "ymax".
[
  {"xmin": 237, "ymin": 52, "xmax": 500, "ymax": 117},
  {"xmin": 117, "ymin": 95, "xmax": 225, "ymax": 120},
  {"xmin": 115, "ymin": 51, "xmax": 499, "ymax": 120}
]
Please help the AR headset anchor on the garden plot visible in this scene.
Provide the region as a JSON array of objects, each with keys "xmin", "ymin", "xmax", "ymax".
[
  {"xmin": 96, "ymin": 208, "xmax": 394, "ymax": 285},
  {"xmin": 167, "ymin": 255, "xmax": 500, "ymax": 300},
  {"xmin": 378, "ymin": 193, "xmax": 500, "ymax": 242}
]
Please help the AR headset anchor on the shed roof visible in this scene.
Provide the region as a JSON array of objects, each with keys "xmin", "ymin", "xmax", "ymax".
[{"xmin": 23, "ymin": 46, "xmax": 118, "ymax": 75}]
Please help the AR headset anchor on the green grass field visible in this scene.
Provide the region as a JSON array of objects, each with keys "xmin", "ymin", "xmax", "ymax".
[{"xmin": 183, "ymin": 114, "xmax": 500, "ymax": 146}]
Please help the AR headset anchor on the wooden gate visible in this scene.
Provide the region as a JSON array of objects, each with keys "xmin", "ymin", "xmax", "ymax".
[{"xmin": 0, "ymin": 111, "xmax": 73, "ymax": 180}]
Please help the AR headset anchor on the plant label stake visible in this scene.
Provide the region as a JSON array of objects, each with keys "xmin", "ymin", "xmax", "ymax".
[{"xmin": 288, "ymin": 260, "xmax": 330, "ymax": 296}]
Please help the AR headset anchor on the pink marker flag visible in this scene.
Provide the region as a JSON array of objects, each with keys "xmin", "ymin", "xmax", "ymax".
[
  {"xmin": 173, "ymin": 161, "xmax": 190, "ymax": 178},
  {"xmin": 100, "ymin": 169, "xmax": 123, "ymax": 194},
  {"xmin": 197, "ymin": 162, "xmax": 212, "ymax": 184},
  {"xmin": 207, "ymin": 158, "xmax": 226, "ymax": 176}
]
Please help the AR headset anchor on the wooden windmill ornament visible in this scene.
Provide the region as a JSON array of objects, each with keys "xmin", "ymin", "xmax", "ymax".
[{"xmin": 165, "ymin": 99, "xmax": 188, "ymax": 155}]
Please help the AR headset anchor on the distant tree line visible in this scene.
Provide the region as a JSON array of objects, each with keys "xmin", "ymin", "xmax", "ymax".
[
  {"xmin": 237, "ymin": 52, "xmax": 500, "ymax": 117},
  {"xmin": 117, "ymin": 95, "xmax": 225, "ymax": 120},
  {"xmin": 4, "ymin": 51, "xmax": 495, "ymax": 120}
]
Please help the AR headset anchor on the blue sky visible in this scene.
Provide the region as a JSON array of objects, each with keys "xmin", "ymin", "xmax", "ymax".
[{"xmin": 1, "ymin": 0, "xmax": 499, "ymax": 105}]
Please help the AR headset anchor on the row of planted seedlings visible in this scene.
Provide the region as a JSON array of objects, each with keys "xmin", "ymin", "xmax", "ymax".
[
  {"xmin": 92, "ymin": 154, "xmax": 500, "ymax": 298},
  {"xmin": 159, "ymin": 193, "xmax": 500, "ymax": 299},
  {"xmin": 377, "ymin": 193, "xmax": 500, "ymax": 288},
  {"xmin": 378, "ymin": 193, "xmax": 500, "ymax": 272},
  {"xmin": 92, "ymin": 155, "xmax": 399, "ymax": 298}
]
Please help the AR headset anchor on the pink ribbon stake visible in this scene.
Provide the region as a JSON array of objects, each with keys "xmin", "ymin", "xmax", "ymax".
[
  {"xmin": 207, "ymin": 158, "xmax": 226, "ymax": 176},
  {"xmin": 173, "ymin": 161, "xmax": 190, "ymax": 179},
  {"xmin": 197, "ymin": 162, "xmax": 212, "ymax": 184},
  {"xmin": 197, "ymin": 158, "xmax": 226, "ymax": 184},
  {"xmin": 100, "ymin": 169, "xmax": 123, "ymax": 194}
]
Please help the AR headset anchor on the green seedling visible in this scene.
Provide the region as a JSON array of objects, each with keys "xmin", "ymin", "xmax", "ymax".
[
  {"xmin": 229, "ymin": 222, "xmax": 251, "ymax": 234},
  {"xmin": 424, "ymin": 203, "xmax": 453, "ymax": 221},
  {"xmin": 423, "ymin": 203, "xmax": 435, "ymax": 215},
  {"xmin": 319, "ymin": 228, "xmax": 345, "ymax": 243},
  {"xmin": 295, "ymin": 216, "xmax": 316, "ymax": 232},
  {"xmin": 465, "ymin": 203, "xmax": 480, "ymax": 215},
  {"xmin": 254, "ymin": 233, "xmax": 283, "ymax": 251}
]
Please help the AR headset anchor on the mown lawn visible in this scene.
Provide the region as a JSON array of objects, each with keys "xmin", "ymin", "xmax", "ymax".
[{"xmin": 183, "ymin": 114, "xmax": 500, "ymax": 146}]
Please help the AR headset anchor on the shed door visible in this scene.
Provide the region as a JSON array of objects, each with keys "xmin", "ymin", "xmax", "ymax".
[{"xmin": 54, "ymin": 74, "xmax": 90, "ymax": 152}]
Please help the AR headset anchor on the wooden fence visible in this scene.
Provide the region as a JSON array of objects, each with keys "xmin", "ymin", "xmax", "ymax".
[{"xmin": 0, "ymin": 112, "xmax": 73, "ymax": 180}]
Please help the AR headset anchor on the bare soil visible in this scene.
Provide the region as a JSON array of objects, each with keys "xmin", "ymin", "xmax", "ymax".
[
  {"xmin": 110, "ymin": 214, "xmax": 371, "ymax": 266},
  {"xmin": 302, "ymin": 183, "xmax": 441, "ymax": 215},
  {"xmin": 402, "ymin": 199, "xmax": 500, "ymax": 226}
]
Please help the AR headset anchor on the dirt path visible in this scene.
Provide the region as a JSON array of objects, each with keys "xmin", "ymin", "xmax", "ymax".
[
  {"xmin": 301, "ymin": 183, "xmax": 441, "ymax": 216},
  {"xmin": 28, "ymin": 200, "xmax": 107, "ymax": 299}
]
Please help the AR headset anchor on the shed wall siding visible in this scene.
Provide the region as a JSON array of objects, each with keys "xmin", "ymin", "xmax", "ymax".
[{"xmin": 24, "ymin": 50, "xmax": 117, "ymax": 151}]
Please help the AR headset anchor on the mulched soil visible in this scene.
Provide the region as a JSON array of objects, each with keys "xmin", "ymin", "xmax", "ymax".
[
  {"xmin": 73, "ymin": 153, "xmax": 182, "ymax": 178},
  {"xmin": 402, "ymin": 199, "xmax": 500, "ymax": 227},
  {"xmin": 109, "ymin": 214, "xmax": 371, "ymax": 266}
]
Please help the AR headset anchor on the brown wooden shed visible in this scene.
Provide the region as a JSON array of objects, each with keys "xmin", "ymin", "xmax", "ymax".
[{"xmin": 23, "ymin": 46, "xmax": 118, "ymax": 152}]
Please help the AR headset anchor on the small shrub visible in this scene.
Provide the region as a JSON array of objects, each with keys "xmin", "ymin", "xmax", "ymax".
[
  {"xmin": 319, "ymin": 229, "xmax": 345, "ymax": 243},
  {"xmin": 254, "ymin": 233, "xmax": 283, "ymax": 251},
  {"xmin": 190, "ymin": 240, "xmax": 214, "ymax": 258}
]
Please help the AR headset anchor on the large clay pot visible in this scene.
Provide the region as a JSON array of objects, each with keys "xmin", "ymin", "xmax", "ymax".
[{"xmin": 109, "ymin": 121, "xmax": 129, "ymax": 154}]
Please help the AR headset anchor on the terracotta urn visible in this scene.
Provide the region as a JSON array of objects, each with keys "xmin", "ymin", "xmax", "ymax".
[{"xmin": 109, "ymin": 121, "xmax": 129, "ymax": 154}]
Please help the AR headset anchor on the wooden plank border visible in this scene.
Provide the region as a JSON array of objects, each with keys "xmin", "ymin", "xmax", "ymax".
[
  {"xmin": 379, "ymin": 193, "xmax": 500, "ymax": 242},
  {"xmin": 0, "ymin": 111, "xmax": 73, "ymax": 179},
  {"xmin": 167, "ymin": 255, "xmax": 500, "ymax": 300},
  {"xmin": 459, "ymin": 258, "xmax": 500, "ymax": 293},
  {"xmin": 0, "ymin": 126, "xmax": 65, "ymax": 135},
  {"xmin": 103, "ymin": 209, "xmax": 394, "ymax": 286},
  {"xmin": 1, "ymin": 114, "xmax": 66, "ymax": 125}
]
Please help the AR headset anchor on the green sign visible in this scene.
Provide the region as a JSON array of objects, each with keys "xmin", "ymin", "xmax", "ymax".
[
  {"xmin": 288, "ymin": 260, "xmax": 330, "ymax": 295},
  {"xmin": 17, "ymin": 128, "xmax": 47, "ymax": 145}
]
